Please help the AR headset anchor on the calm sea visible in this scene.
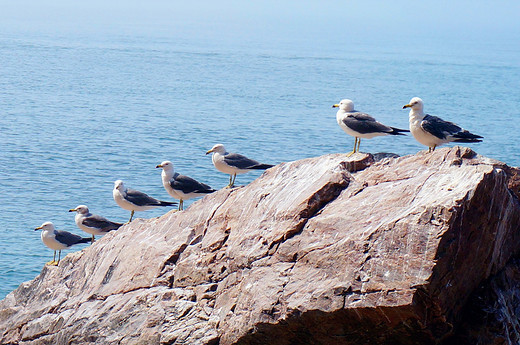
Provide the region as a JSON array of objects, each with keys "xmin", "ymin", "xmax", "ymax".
[{"xmin": 1, "ymin": 29, "xmax": 519, "ymax": 299}]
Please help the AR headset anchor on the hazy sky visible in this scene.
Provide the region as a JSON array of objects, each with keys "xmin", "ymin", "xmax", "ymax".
[{"xmin": 1, "ymin": 1, "xmax": 519, "ymax": 47}]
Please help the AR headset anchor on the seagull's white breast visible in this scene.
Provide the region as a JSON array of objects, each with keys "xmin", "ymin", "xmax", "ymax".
[
  {"xmin": 409, "ymin": 112, "xmax": 447, "ymax": 147},
  {"xmin": 161, "ymin": 172, "xmax": 181, "ymax": 200},
  {"xmin": 113, "ymin": 188, "xmax": 131, "ymax": 210},
  {"xmin": 41, "ymin": 230, "xmax": 68, "ymax": 250}
]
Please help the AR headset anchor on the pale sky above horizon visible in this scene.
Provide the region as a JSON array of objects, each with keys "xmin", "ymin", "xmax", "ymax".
[{"xmin": 0, "ymin": 1, "xmax": 519, "ymax": 47}]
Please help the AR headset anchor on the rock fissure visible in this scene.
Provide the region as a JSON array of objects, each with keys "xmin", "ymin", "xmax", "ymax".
[{"xmin": 267, "ymin": 177, "xmax": 352, "ymax": 259}]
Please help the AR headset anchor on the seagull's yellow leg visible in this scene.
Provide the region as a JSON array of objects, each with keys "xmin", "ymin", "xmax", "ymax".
[
  {"xmin": 432, "ymin": 144, "xmax": 437, "ymax": 152},
  {"xmin": 356, "ymin": 138, "xmax": 361, "ymax": 152},
  {"xmin": 347, "ymin": 137, "xmax": 358, "ymax": 157},
  {"xmin": 91, "ymin": 235, "xmax": 95, "ymax": 244},
  {"xmin": 227, "ymin": 174, "xmax": 237, "ymax": 188},
  {"xmin": 179, "ymin": 199, "xmax": 184, "ymax": 211},
  {"xmin": 127, "ymin": 210, "xmax": 135, "ymax": 223}
]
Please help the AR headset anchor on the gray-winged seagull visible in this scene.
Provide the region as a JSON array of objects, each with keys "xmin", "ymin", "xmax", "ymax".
[
  {"xmin": 112, "ymin": 180, "xmax": 177, "ymax": 222},
  {"xmin": 156, "ymin": 161, "xmax": 216, "ymax": 210},
  {"xmin": 69, "ymin": 205, "xmax": 123, "ymax": 243},
  {"xmin": 333, "ymin": 99, "xmax": 409, "ymax": 156},
  {"xmin": 206, "ymin": 144, "xmax": 274, "ymax": 188},
  {"xmin": 403, "ymin": 97, "xmax": 483, "ymax": 153},
  {"xmin": 35, "ymin": 221, "xmax": 90, "ymax": 266}
]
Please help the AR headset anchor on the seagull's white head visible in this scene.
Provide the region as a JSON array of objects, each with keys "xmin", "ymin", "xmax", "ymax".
[
  {"xmin": 35, "ymin": 221, "xmax": 55, "ymax": 231},
  {"xmin": 114, "ymin": 180, "xmax": 126, "ymax": 192},
  {"xmin": 332, "ymin": 99, "xmax": 355, "ymax": 112},
  {"xmin": 403, "ymin": 97, "xmax": 424, "ymax": 111},
  {"xmin": 206, "ymin": 144, "xmax": 226, "ymax": 155},
  {"xmin": 69, "ymin": 205, "xmax": 89, "ymax": 214},
  {"xmin": 156, "ymin": 160, "xmax": 174, "ymax": 172}
]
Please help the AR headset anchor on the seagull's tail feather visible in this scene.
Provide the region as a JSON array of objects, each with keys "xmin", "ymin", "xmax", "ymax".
[
  {"xmin": 78, "ymin": 237, "xmax": 92, "ymax": 244},
  {"xmin": 196, "ymin": 189, "xmax": 217, "ymax": 194},
  {"xmin": 248, "ymin": 163, "xmax": 275, "ymax": 170},
  {"xmin": 158, "ymin": 200, "xmax": 178, "ymax": 207},
  {"xmin": 453, "ymin": 130, "xmax": 483, "ymax": 142},
  {"xmin": 388, "ymin": 127, "xmax": 410, "ymax": 136},
  {"xmin": 109, "ymin": 222, "xmax": 123, "ymax": 231}
]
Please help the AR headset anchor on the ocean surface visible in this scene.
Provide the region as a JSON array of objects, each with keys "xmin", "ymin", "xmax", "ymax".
[{"xmin": 1, "ymin": 29, "xmax": 519, "ymax": 299}]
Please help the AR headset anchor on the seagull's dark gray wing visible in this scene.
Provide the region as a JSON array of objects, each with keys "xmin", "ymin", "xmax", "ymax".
[
  {"xmin": 55, "ymin": 230, "xmax": 91, "ymax": 247},
  {"xmin": 125, "ymin": 188, "xmax": 162, "ymax": 206},
  {"xmin": 342, "ymin": 112, "xmax": 395, "ymax": 134},
  {"xmin": 170, "ymin": 174, "xmax": 215, "ymax": 194},
  {"xmin": 82, "ymin": 215, "xmax": 122, "ymax": 231},
  {"xmin": 421, "ymin": 115, "xmax": 462, "ymax": 140},
  {"xmin": 126, "ymin": 188, "xmax": 176, "ymax": 207},
  {"xmin": 223, "ymin": 153, "xmax": 263, "ymax": 169}
]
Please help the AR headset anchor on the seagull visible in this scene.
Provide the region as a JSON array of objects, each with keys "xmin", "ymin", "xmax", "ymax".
[
  {"xmin": 403, "ymin": 97, "xmax": 483, "ymax": 153},
  {"xmin": 34, "ymin": 221, "xmax": 91, "ymax": 266},
  {"xmin": 112, "ymin": 180, "xmax": 177, "ymax": 222},
  {"xmin": 156, "ymin": 161, "xmax": 216, "ymax": 211},
  {"xmin": 69, "ymin": 205, "xmax": 123, "ymax": 243},
  {"xmin": 333, "ymin": 99, "xmax": 409, "ymax": 156},
  {"xmin": 206, "ymin": 144, "xmax": 274, "ymax": 188}
]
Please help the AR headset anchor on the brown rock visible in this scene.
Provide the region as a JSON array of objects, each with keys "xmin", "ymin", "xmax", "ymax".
[{"xmin": 1, "ymin": 147, "xmax": 519, "ymax": 344}]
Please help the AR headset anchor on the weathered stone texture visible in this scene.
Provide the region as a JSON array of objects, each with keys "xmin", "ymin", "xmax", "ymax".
[{"xmin": 1, "ymin": 147, "xmax": 519, "ymax": 345}]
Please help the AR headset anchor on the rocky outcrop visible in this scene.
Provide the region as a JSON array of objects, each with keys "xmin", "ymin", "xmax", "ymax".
[{"xmin": 1, "ymin": 147, "xmax": 519, "ymax": 345}]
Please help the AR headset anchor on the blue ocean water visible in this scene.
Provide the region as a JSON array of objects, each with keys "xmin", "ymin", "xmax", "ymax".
[{"xmin": 0, "ymin": 29, "xmax": 519, "ymax": 299}]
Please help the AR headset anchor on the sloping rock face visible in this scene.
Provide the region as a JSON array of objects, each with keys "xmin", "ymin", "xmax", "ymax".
[{"xmin": 1, "ymin": 147, "xmax": 519, "ymax": 345}]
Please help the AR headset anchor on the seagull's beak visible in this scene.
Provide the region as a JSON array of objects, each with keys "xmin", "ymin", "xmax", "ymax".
[
  {"xmin": 402, "ymin": 103, "xmax": 412, "ymax": 109},
  {"xmin": 34, "ymin": 226, "xmax": 42, "ymax": 231},
  {"xmin": 156, "ymin": 164, "xmax": 163, "ymax": 168},
  {"xmin": 69, "ymin": 208, "xmax": 76, "ymax": 212},
  {"xmin": 205, "ymin": 149, "xmax": 213, "ymax": 155},
  {"xmin": 332, "ymin": 104, "xmax": 339, "ymax": 108}
]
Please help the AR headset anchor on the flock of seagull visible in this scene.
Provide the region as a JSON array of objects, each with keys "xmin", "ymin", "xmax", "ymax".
[{"xmin": 34, "ymin": 96, "xmax": 482, "ymax": 265}]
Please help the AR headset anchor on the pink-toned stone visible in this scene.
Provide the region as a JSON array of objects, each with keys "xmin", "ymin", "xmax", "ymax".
[{"xmin": 1, "ymin": 147, "xmax": 519, "ymax": 344}]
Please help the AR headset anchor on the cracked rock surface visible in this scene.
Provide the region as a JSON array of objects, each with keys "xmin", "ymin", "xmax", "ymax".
[{"xmin": 1, "ymin": 147, "xmax": 520, "ymax": 344}]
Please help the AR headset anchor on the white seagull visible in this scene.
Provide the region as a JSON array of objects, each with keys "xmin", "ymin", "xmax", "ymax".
[
  {"xmin": 403, "ymin": 97, "xmax": 483, "ymax": 152},
  {"xmin": 35, "ymin": 221, "xmax": 90, "ymax": 266},
  {"xmin": 156, "ymin": 161, "xmax": 216, "ymax": 211},
  {"xmin": 69, "ymin": 205, "xmax": 123, "ymax": 243},
  {"xmin": 206, "ymin": 144, "xmax": 274, "ymax": 188},
  {"xmin": 333, "ymin": 99, "xmax": 409, "ymax": 156},
  {"xmin": 112, "ymin": 180, "xmax": 177, "ymax": 222}
]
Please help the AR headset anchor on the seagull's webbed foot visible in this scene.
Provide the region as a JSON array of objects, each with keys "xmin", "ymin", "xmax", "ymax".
[{"xmin": 46, "ymin": 260, "xmax": 58, "ymax": 266}]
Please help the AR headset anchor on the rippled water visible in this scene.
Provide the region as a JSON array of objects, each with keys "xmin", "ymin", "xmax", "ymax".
[{"xmin": 0, "ymin": 31, "xmax": 519, "ymax": 299}]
